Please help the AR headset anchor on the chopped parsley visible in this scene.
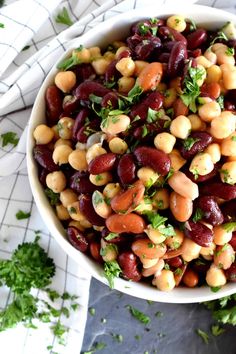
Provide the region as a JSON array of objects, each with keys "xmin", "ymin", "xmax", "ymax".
[
  {"xmin": 222, "ymin": 222, "xmax": 236, "ymax": 233},
  {"xmin": 183, "ymin": 137, "xmax": 200, "ymax": 151},
  {"xmin": 192, "ymin": 208, "xmax": 204, "ymax": 223},
  {"xmin": 217, "ymin": 94, "xmax": 224, "ymax": 109},
  {"xmin": 225, "ymin": 47, "xmax": 235, "ymax": 56},
  {"xmin": 92, "ymin": 191, "xmax": 104, "ymax": 206},
  {"xmin": 211, "ymin": 325, "xmax": 225, "ymax": 336},
  {"xmin": 146, "ymin": 108, "xmax": 164, "ymax": 123},
  {"xmin": 89, "ymin": 307, "xmax": 96, "ymax": 316},
  {"xmin": 111, "ymin": 333, "xmax": 123, "ymax": 343},
  {"xmin": 126, "ymin": 305, "xmax": 151, "ymax": 325},
  {"xmin": 103, "ymin": 260, "xmax": 122, "ymax": 288},
  {"xmin": 210, "ymin": 286, "xmax": 221, "ymax": 293},
  {"xmin": 145, "ymin": 211, "xmax": 175, "ymax": 237},
  {"xmin": 220, "ymin": 169, "xmax": 233, "ymax": 184},
  {"xmin": 15, "ymin": 210, "xmax": 31, "ymax": 220},
  {"xmin": 55, "ymin": 7, "xmax": 73, "ymax": 26},
  {"xmin": 83, "ymin": 342, "xmax": 107, "ymax": 354},
  {"xmin": 0, "ymin": 23, "xmax": 4, "ymax": 28},
  {"xmin": 231, "ymin": 136, "xmax": 236, "ymax": 142},
  {"xmin": 210, "ymin": 31, "xmax": 228, "ymax": 45},
  {"xmin": 45, "ymin": 188, "xmax": 60, "ymax": 205},
  {"xmin": 120, "ymin": 84, "xmax": 143, "ymax": 104},
  {"xmin": 1, "ymin": 132, "xmax": 19, "ymax": 147},
  {"xmin": 57, "ymin": 46, "xmax": 83, "ymax": 70},
  {"xmin": 22, "ymin": 45, "xmax": 30, "ymax": 51},
  {"xmin": 139, "ymin": 23, "xmax": 150, "ymax": 36},
  {"xmin": 105, "ymin": 232, "xmax": 119, "ymax": 241},
  {"xmin": 196, "ymin": 329, "xmax": 209, "ymax": 344}
]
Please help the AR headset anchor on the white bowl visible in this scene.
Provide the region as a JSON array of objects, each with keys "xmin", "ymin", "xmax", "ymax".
[{"xmin": 27, "ymin": 3, "xmax": 236, "ymax": 303}]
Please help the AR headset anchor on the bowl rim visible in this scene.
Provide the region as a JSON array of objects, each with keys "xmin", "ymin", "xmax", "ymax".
[{"xmin": 27, "ymin": 3, "xmax": 236, "ymax": 303}]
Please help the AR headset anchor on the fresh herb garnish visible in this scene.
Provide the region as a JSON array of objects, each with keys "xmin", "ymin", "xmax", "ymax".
[
  {"xmin": 126, "ymin": 305, "xmax": 151, "ymax": 325},
  {"xmin": 111, "ymin": 333, "xmax": 123, "ymax": 343},
  {"xmin": 210, "ymin": 286, "xmax": 221, "ymax": 293},
  {"xmin": 196, "ymin": 329, "xmax": 209, "ymax": 344},
  {"xmin": 225, "ymin": 47, "xmax": 235, "ymax": 56},
  {"xmin": 145, "ymin": 212, "xmax": 175, "ymax": 237},
  {"xmin": 180, "ymin": 64, "xmax": 205, "ymax": 112},
  {"xmin": 105, "ymin": 233, "xmax": 119, "ymax": 241},
  {"xmin": 183, "ymin": 137, "xmax": 200, "ymax": 151},
  {"xmin": 0, "ymin": 23, "xmax": 4, "ymax": 28},
  {"xmin": 1, "ymin": 132, "xmax": 19, "ymax": 147},
  {"xmin": 146, "ymin": 108, "xmax": 164, "ymax": 123},
  {"xmin": 217, "ymin": 94, "xmax": 224, "ymax": 109},
  {"xmin": 92, "ymin": 191, "xmax": 103, "ymax": 206},
  {"xmin": 139, "ymin": 23, "xmax": 150, "ymax": 36},
  {"xmin": 222, "ymin": 222, "xmax": 236, "ymax": 232},
  {"xmin": 15, "ymin": 210, "xmax": 31, "ymax": 220},
  {"xmin": 103, "ymin": 260, "xmax": 122, "ymax": 289},
  {"xmin": 89, "ymin": 307, "xmax": 96, "ymax": 316},
  {"xmin": 55, "ymin": 7, "xmax": 73, "ymax": 26},
  {"xmin": 210, "ymin": 31, "xmax": 228, "ymax": 45},
  {"xmin": 83, "ymin": 342, "xmax": 107, "ymax": 354},
  {"xmin": 211, "ymin": 325, "xmax": 225, "ymax": 336},
  {"xmin": 188, "ymin": 18, "xmax": 197, "ymax": 31},
  {"xmin": 57, "ymin": 46, "xmax": 83, "ymax": 71},
  {"xmin": 45, "ymin": 188, "xmax": 60, "ymax": 205},
  {"xmin": 231, "ymin": 136, "xmax": 236, "ymax": 142},
  {"xmin": 192, "ymin": 208, "xmax": 204, "ymax": 223},
  {"xmin": 89, "ymin": 94, "xmax": 103, "ymax": 104},
  {"xmin": 120, "ymin": 84, "xmax": 143, "ymax": 104},
  {"xmin": 22, "ymin": 45, "xmax": 30, "ymax": 51}
]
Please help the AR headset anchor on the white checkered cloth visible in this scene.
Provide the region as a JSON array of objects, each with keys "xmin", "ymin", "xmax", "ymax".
[{"xmin": 0, "ymin": 0, "xmax": 235, "ymax": 353}]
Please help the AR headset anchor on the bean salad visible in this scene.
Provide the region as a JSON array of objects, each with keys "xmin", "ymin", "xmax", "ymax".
[{"xmin": 33, "ymin": 15, "xmax": 236, "ymax": 292}]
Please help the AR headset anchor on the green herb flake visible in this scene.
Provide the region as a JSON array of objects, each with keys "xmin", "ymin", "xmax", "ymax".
[
  {"xmin": 0, "ymin": 23, "xmax": 4, "ymax": 28},
  {"xmin": 1, "ymin": 132, "xmax": 19, "ymax": 147},
  {"xmin": 89, "ymin": 307, "xmax": 96, "ymax": 316},
  {"xmin": 103, "ymin": 260, "xmax": 121, "ymax": 289},
  {"xmin": 51, "ymin": 321, "xmax": 68, "ymax": 345},
  {"xmin": 188, "ymin": 18, "xmax": 197, "ymax": 31},
  {"xmin": 105, "ymin": 233, "xmax": 119, "ymax": 241},
  {"xmin": 183, "ymin": 137, "xmax": 200, "ymax": 151},
  {"xmin": 225, "ymin": 47, "xmax": 234, "ymax": 56},
  {"xmin": 217, "ymin": 95, "xmax": 224, "ymax": 109},
  {"xmin": 22, "ymin": 45, "xmax": 30, "ymax": 51},
  {"xmin": 155, "ymin": 311, "xmax": 163, "ymax": 318},
  {"xmin": 89, "ymin": 94, "xmax": 103, "ymax": 104},
  {"xmin": 211, "ymin": 325, "xmax": 225, "ymax": 336},
  {"xmin": 57, "ymin": 47, "xmax": 83, "ymax": 71},
  {"xmin": 55, "ymin": 7, "xmax": 73, "ymax": 26},
  {"xmin": 196, "ymin": 329, "xmax": 209, "ymax": 344},
  {"xmin": 44, "ymin": 188, "xmax": 60, "ymax": 206},
  {"xmin": 46, "ymin": 288, "xmax": 60, "ymax": 302},
  {"xmin": 142, "ymin": 125, "xmax": 149, "ymax": 138},
  {"xmin": 146, "ymin": 108, "xmax": 163, "ymax": 123},
  {"xmin": 83, "ymin": 342, "xmax": 107, "ymax": 354},
  {"xmin": 139, "ymin": 23, "xmax": 150, "ymax": 36},
  {"xmin": 15, "ymin": 210, "xmax": 31, "ymax": 220},
  {"xmin": 222, "ymin": 222, "xmax": 236, "ymax": 233},
  {"xmin": 135, "ymin": 334, "xmax": 141, "ymax": 340},
  {"xmin": 210, "ymin": 31, "xmax": 228, "ymax": 45},
  {"xmin": 95, "ymin": 174, "xmax": 103, "ymax": 182},
  {"xmin": 111, "ymin": 333, "xmax": 123, "ymax": 343},
  {"xmin": 231, "ymin": 136, "xmax": 236, "ymax": 142},
  {"xmin": 145, "ymin": 211, "xmax": 175, "ymax": 237},
  {"xmin": 126, "ymin": 305, "xmax": 151, "ymax": 325},
  {"xmin": 93, "ymin": 191, "xmax": 103, "ymax": 206},
  {"xmin": 71, "ymin": 303, "xmax": 79, "ymax": 311},
  {"xmin": 192, "ymin": 208, "xmax": 205, "ymax": 223},
  {"xmin": 210, "ymin": 286, "xmax": 221, "ymax": 293}
]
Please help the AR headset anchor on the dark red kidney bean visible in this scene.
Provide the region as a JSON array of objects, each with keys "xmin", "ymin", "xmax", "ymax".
[
  {"xmin": 33, "ymin": 145, "xmax": 58, "ymax": 172},
  {"xmin": 79, "ymin": 194, "xmax": 105, "ymax": 226},
  {"xmin": 221, "ymin": 200, "xmax": 236, "ymax": 222},
  {"xmin": 70, "ymin": 173, "xmax": 97, "ymax": 194},
  {"xmin": 88, "ymin": 153, "xmax": 117, "ymax": 174},
  {"xmin": 117, "ymin": 49, "xmax": 132, "ymax": 60},
  {"xmin": 157, "ymin": 52, "xmax": 170, "ymax": 63},
  {"xmin": 173, "ymin": 98, "xmax": 189, "ymax": 117},
  {"xmin": 225, "ymin": 88, "xmax": 236, "ymax": 102},
  {"xmin": 104, "ymin": 59, "xmax": 121, "ymax": 84},
  {"xmin": 72, "ymin": 108, "xmax": 90, "ymax": 141},
  {"xmin": 188, "ymin": 48, "xmax": 202, "ymax": 58},
  {"xmin": 163, "ymin": 41, "xmax": 176, "ymax": 52},
  {"xmin": 184, "ymin": 220, "xmax": 213, "ymax": 247},
  {"xmin": 195, "ymin": 196, "xmax": 224, "ymax": 226},
  {"xmin": 67, "ymin": 226, "xmax": 88, "ymax": 253},
  {"xmin": 101, "ymin": 92, "xmax": 118, "ymax": 108},
  {"xmin": 38, "ymin": 168, "xmax": 48, "ymax": 187},
  {"xmin": 229, "ymin": 232, "xmax": 236, "ymax": 251},
  {"xmin": 118, "ymin": 251, "xmax": 142, "ymax": 282},
  {"xmin": 187, "ymin": 29, "xmax": 207, "ymax": 50},
  {"xmin": 225, "ymin": 262, "xmax": 236, "ymax": 282},
  {"xmin": 133, "ymin": 119, "xmax": 166, "ymax": 139},
  {"xmin": 74, "ymin": 81, "xmax": 110, "ymax": 101},
  {"xmin": 130, "ymin": 91, "xmax": 163, "ymax": 120},
  {"xmin": 174, "ymin": 264, "xmax": 187, "ymax": 286},
  {"xmin": 134, "ymin": 146, "xmax": 170, "ymax": 176},
  {"xmin": 76, "ymin": 118, "xmax": 100, "ymax": 143},
  {"xmin": 200, "ymin": 183, "xmax": 236, "ymax": 201},
  {"xmin": 135, "ymin": 37, "xmax": 161, "ymax": 60},
  {"xmin": 224, "ymin": 100, "xmax": 235, "ymax": 111},
  {"xmin": 89, "ymin": 241, "xmax": 103, "ymax": 263},
  {"xmin": 166, "ymin": 256, "xmax": 183, "ymax": 268},
  {"xmin": 180, "ymin": 131, "xmax": 213, "ymax": 160},
  {"xmin": 101, "ymin": 227, "xmax": 126, "ymax": 244},
  {"xmin": 72, "ymin": 63, "xmax": 96, "ymax": 84},
  {"xmin": 127, "ymin": 33, "xmax": 143, "ymax": 51},
  {"xmin": 167, "ymin": 41, "xmax": 187, "ymax": 78},
  {"xmin": 45, "ymin": 85, "xmax": 63, "ymax": 126},
  {"xmin": 185, "ymin": 163, "xmax": 218, "ymax": 183},
  {"xmin": 62, "ymin": 95, "xmax": 80, "ymax": 115},
  {"xmin": 159, "ymin": 26, "xmax": 187, "ymax": 45},
  {"xmin": 117, "ymin": 153, "xmax": 136, "ymax": 185},
  {"xmin": 200, "ymin": 83, "xmax": 221, "ymax": 100}
]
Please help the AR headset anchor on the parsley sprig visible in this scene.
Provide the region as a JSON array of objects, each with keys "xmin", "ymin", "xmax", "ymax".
[
  {"xmin": 126, "ymin": 305, "xmax": 151, "ymax": 325},
  {"xmin": 55, "ymin": 7, "xmax": 74, "ymax": 26},
  {"xmin": 145, "ymin": 211, "xmax": 175, "ymax": 237},
  {"xmin": 103, "ymin": 260, "xmax": 122, "ymax": 288},
  {"xmin": 1, "ymin": 132, "xmax": 19, "ymax": 147}
]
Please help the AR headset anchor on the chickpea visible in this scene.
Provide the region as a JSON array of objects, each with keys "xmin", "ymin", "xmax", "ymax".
[
  {"xmin": 165, "ymin": 229, "xmax": 184, "ymax": 250},
  {"xmin": 213, "ymin": 225, "xmax": 233, "ymax": 245},
  {"xmin": 153, "ymin": 269, "xmax": 176, "ymax": 292},
  {"xmin": 68, "ymin": 149, "xmax": 88, "ymax": 171},
  {"xmin": 221, "ymin": 132, "xmax": 236, "ymax": 156},
  {"xmin": 115, "ymin": 57, "xmax": 135, "ymax": 77},
  {"xmin": 133, "ymin": 60, "xmax": 149, "ymax": 76},
  {"xmin": 101, "ymin": 114, "xmax": 130, "ymax": 135},
  {"xmin": 169, "ymin": 191, "xmax": 193, "ymax": 222},
  {"xmin": 54, "ymin": 71, "xmax": 76, "ymax": 93},
  {"xmin": 168, "ymin": 148, "xmax": 187, "ymax": 171},
  {"xmin": 75, "ymin": 141, "xmax": 86, "ymax": 150},
  {"xmin": 214, "ymin": 44, "xmax": 235, "ymax": 66},
  {"xmin": 154, "ymin": 132, "xmax": 176, "ymax": 154},
  {"xmin": 57, "ymin": 117, "xmax": 74, "ymax": 140},
  {"xmin": 69, "ymin": 220, "xmax": 85, "ymax": 232},
  {"xmin": 67, "ymin": 201, "xmax": 86, "ymax": 222},
  {"xmin": 204, "ymin": 49, "xmax": 217, "ymax": 64},
  {"xmin": 221, "ymin": 21, "xmax": 236, "ymax": 40},
  {"xmin": 86, "ymin": 143, "xmax": 107, "ymax": 164},
  {"xmin": 182, "ymin": 269, "xmax": 199, "ymax": 288},
  {"xmin": 142, "ymin": 258, "xmax": 159, "ymax": 268},
  {"xmin": 60, "ymin": 188, "xmax": 78, "ymax": 208},
  {"xmin": 56, "ymin": 204, "xmax": 70, "ymax": 220},
  {"xmin": 109, "ymin": 137, "xmax": 128, "ymax": 154},
  {"xmin": 113, "ymin": 40, "xmax": 126, "ymax": 49},
  {"xmin": 74, "ymin": 48, "xmax": 91, "ymax": 63},
  {"xmin": 100, "ymin": 239, "xmax": 117, "ymax": 262},
  {"xmin": 103, "ymin": 51, "xmax": 115, "ymax": 61},
  {"xmin": 206, "ymin": 64, "xmax": 222, "ymax": 84},
  {"xmin": 52, "ymin": 145, "xmax": 73, "ymax": 165},
  {"xmin": 198, "ymin": 101, "xmax": 221, "ymax": 122},
  {"xmin": 200, "ymin": 242, "xmax": 216, "ymax": 257},
  {"xmin": 210, "ymin": 111, "xmax": 236, "ymax": 139},
  {"xmin": 115, "ymin": 46, "xmax": 129, "ymax": 59},
  {"xmin": 137, "ymin": 167, "xmax": 159, "ymax": 187},
  {"xmin": 89, "ymin": 172, "xmax": 112, "ymax": 186},
  {"xmin": 220, "ymin": 161, "xmax": 236, "ymax": 185},
  {"xmin": 181, "ymin": 238, "xmax": 201, "ymax": 262},
  {"xmin": 221, "ymin": 63, "xmax": 236, "ymax": 89},
  {"xmin": 196, "ymin": 55, "xmax": 212, "ymax": 68},
  {"xmin": 89, "ymin": 46, "xmax": 101, "ymax": 59},
  {"xmin": 206, "ymin": 264, "xmax": 227, "ymax": 287},
  {"xmin": 214, "ymin": 244, "xmax": 235, "ymax": 270},
  {"xmin": 188, "ymin": 114, "xmax": 206, "ymax": 131},
  {"xmin": 46, "ymin": 171, "xmax": 66, "ymax": 193},
  {"xmin": 152, "ymin": 188, "xmax": 169, "ymax": 210},
  {"xmin": 142, "ymin": 259, "xmax": 165, "ymax": 277},
  {"xmin": 103, "ymin": 183, "xmax": 121, "ymax": 199},
  {"xmin": 80, "ymin": 219, "xmax": 93, "ymax": 229},
  {"xmin": 92, "ymin": 191, "xmax": 112, "ymax": 218},
  {"xmin": 166, "ymin": 15, "xmax": 186, "ymax": 32},
  {"xmin": 118, "ymin": 77, "xmax": 135, "ymax": 93},
  {"xmin": 145, "ymin": 225, "xmax": 166, "ymax": 244},
  {"xmin": 204, "ymin": 143, "xmax": 221, "ymax": 163},
  {"xmin": 33, "ymin": 124, "xmax": 54, "ymax": 144},
  {"xmin": 54, "ymin": 138, "xmax": 72, "ymax": 148},
  {"xmin": 92, "ymin": 58, "xmax": 111, "ymax": 75},
  {"xmin": 163, "ymin": 88, "xmax": 177, "ymax": 108},
  {"xmin": 170, "ymin": 115, "xmax": 191, "ymax": 139},
  {"xmin": 189, "ymin": 153, "xmax": 214, "ymax": 177}
]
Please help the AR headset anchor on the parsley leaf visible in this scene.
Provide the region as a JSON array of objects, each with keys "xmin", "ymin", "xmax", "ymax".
[
  {"xmin": 105, "ymin": 233, "xmax": 119, "ymax": 241},
  {"xmin": 57, "ymin": 46, "xmax": 83, "ymax": 70},
  {"xmin": 225, "ymin": 47, "xmax": 235, "ymax": 56},
  {"xmin": 183, "ymin": 137, "xmax": 200, "ymax": 151},
  {"xmin": 1, "ymin": 132, "xmax": 19, "ymax": 147},
  {"xmin": 120, "ymin": 84, "xmax": 143, "ymax": 104},
  {"xmin": 210, "ymin": 31, "xmax": 228, "ymax": 45},
  {"xmin": 15, "ymin": 210, "xmax": 31, "ymax": 220},
  {"xmin": 45, "ymin": 188, "xmax": 60, "ymax": 205},
  {"xmin": 126, "ymin": 305, "xmax": 150, "ymax": 325},
  {"xmin": 196, "ymin": 329, "xmax": 209, "ymax": 344},
  {"xmin": 83, "ymin": 342, "xmax": 107, "ymax": 354},
  {"xmin": 0, "ymin": 23, "xmax": 4, "ymax": 28},
  {"xmin": 211, "ymin": 325, "xmax": 225, "ymax": 336},
  {"xmin": 55, "ymin": 7, "xmax": 73, "ymax": 26},
  {"xmin": 145, "ymin": 212, "xmax": 175, "ymax": 237},
  {"xmin": 103, "ymin": 260, "xmax": 121, "ymax": 289},
  {"xmin": 216, "ymin": 94, "xmax": 224, "ymax": 109},
  {"xmin": 146, "ymin": 108, "xmax": 164, "ymax": 123},
  {"xmin": 222, "ymin": 222, "xmax": 236, "ymax": 232},
  {"xmin": 192, "ymin": 208, "xmax": 205, "ymax": 223}
]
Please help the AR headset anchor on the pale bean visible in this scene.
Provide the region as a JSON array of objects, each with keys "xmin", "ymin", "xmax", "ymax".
[
  {"xmin": 214, "ymin": 244, "xmax": 235, "ymax": 270},
  {"xmin": 154, "ymin": 132, "xmax": 176, "ymax": 154},
  {"xmin": 181, "ymin": 238, "xmax": 201, "ymax": 262},
  {"xmin": 189, "ymin": 153, "xmax": 214, "ymax": 176},
  {"xmin": 145, "ymin": 225, "xmax": 166, "ymax": 244},
  {"xmin": 196, "ymin": 55, "xmax": 213, "ymax": 68},
  {"xmin": 206, "ymin": 264, "xmax": 227, "ymax": 287},
  {"xmin": 68, "ymin": 149, "xmax": 88, "ymax": 171},
  {"xmin": 92, "ymin": 58, "xmax": 111, "ymax": 75},
  {"xmin": 168, "ymin": 149, "xmax": 186, "ymax": 171},
  {"xmin": 54, "ymin": 71, "xmax": 76, "ymax": 93},
  {"xmin": 54, "ymin": 138, "xmax": 72, "ymax": 148},
  {"xmin": 153, "ymin": 269, "xmax": 175, "ymax": 291},
  {"xmin": 115, "ymin": 57, "xmax": 135, "ymax": 77},
  {"xmin": 200, "ymin": 242, "xmax": 216, "ymax": 257},
  {"xmin": 152, "ymin": 188, "xmax": 169, "ymax": 210},
  {"xmin": 57, "ymin": 117, "xmax": 74, "ymax": 140},
  {"xmin": 221, "ymin": 133, "xmax": 236, "ymax": 156},
  {"xmin": 92, "ymin": 190, "xmax": 112, "ymax": 218},
  {"xmin": 142, "ymin": 259, "xmax": 165, "ymax": 277},
  {"xmin": 220, "ymin": 161, "xmax": 236, "ymax": 184},
  {"xmin": 188, "ymin": 114, "xmax": 206, "ymax": 131},
  {"xmin": 46, "ymin": 171, "xmax": 66, "ymax": 193},
  {"xmin": 133, "ymin": 60, "xmax": 149, "ymax": 77},
  {"xmin": 210, "ymin": 111, "xmax": 236, "ymax": 139},
  {"xmin": 103, "ymin": 183, "xmax": 121, "ymax": 199},
  {"xmin": 204, "ymin": 143, "xmax": 221, "ymax": 163},
  {"xmin": 213, "ymin": 225, "xmax": 233, "ymax": 245},
  {"xmin": 33, "ymin": 124, "xmax": 54, "ymax": 144},
  {"xmin": 118, "ymin": 77, "xmax": 135, "ymax": 93},
  {"xmin": 89, "ymin": 46, "xmax": 101, "ymax": 59},
  {"xmin": 165, "ymin": 229, "xmax": 184, "ymax": 250},
  {"xmin": 100, "ymin": 239, "xmax": 118, "ymax": 262},
  {"xmin": 204, "ymin": 50, "xmax": 217, "ymax": 64},
  {"xmin": 137, "ymin": 167, "xmax": 159, "ymax": 187},
  {"xmin": 86, "ymin": 143, "xmax": 107, "ymax": 164},
  {"xmin": 60, "ymin": 188, "xmax": 78, "ymax": 208},
  {"xmin": 170, "ymin": 115, "xmax": 191, "ymax": 139},
  {"xmin": 67, "ymin": 201, "xmax": 85, "ymax": 221},
  {"xmin": 109, "ymin": 137, "xmax": 128, "ymax": 154},
  {"xmin": 56, "ymin": 204, "xmax": 70, "ymax": 220},
  {"xmin": 221, "ymin": 63, "xmax": 236, "ymax": 89},
  {"xmin": 206, "ymin": 65, "xmax": 222, "ymax": 84},
  {"xmin": 166, "ymin": 15, "xmax": 186, "ymax": 32},
  {"xmin": 73, "ymin": 48, "xmax": 91, "ymax": 63},
  {"xmin": 101, "ymin": 114, "xmax": 130, "ymax": 135},
  {"xmin": 52, "ymin": 145, "xmax": 73, "ymax": 165},
  {"xmin": 169, "ymin": 191, "xmax": 193, "ymax": 222},
  {"xmin": 168, "ymin": 171, "xmax": 199, "ymax": 200},
  {"xmin": 89, "ymin": 172, "xmax": 112, "ymax": 186},
  {"xmin": 198, "ymin": 101, "xmax": 221, "ymax": 122}
]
